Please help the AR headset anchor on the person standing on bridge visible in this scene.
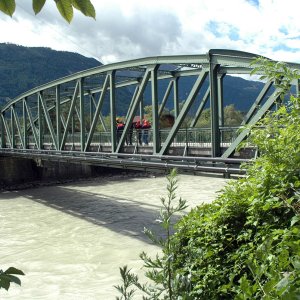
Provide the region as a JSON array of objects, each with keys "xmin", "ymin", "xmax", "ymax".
[
  {"xmin": 116, "ymin": 118, "xmax": 125, "ymax": 144},
  {"xmin": 142, "ymin": 119, "xmax": 151, "ymax": 145},
  {"xmin": 134, "ymin": 120, "xmax": 142, "ymax": 145}
]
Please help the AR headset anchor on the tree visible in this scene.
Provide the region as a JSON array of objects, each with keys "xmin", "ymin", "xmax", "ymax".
[{"xmin": 0, "ymin": 0, "xmax": 95, "ymax": 23}]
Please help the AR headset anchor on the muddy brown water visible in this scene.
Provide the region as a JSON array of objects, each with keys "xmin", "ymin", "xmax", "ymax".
[{"xmin": 0, "ymin": 174, "xmax": 229, "ymax": 299}]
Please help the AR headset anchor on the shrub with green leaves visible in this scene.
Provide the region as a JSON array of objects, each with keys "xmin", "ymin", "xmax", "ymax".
[
  {"xmin": 0, "ymin": 267, "xmax": 25, "ymax": 291},
  {"xmin": 171, "ymin": 59, "xmax": 300, "ymax": 299},
  {"xmin": 115, "ymin": 59, "xmax": 300, "ymax": 299}
]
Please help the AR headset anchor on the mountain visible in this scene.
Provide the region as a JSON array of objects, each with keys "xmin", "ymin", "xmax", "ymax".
[
  {"xmin": 0, "ymin": 43, "xmax": 266, "ymax": 115},
  {"xmin": 0, "ymin": 43, "xmax": 101, "ymax": 106}
]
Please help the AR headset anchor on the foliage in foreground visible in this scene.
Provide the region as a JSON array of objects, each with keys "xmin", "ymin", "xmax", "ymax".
[
  {"xmin": 115, "ymin": 168, "xmax": 190, "ymax": 299},
  {"xmin": 0, "ymin": 267, "xmax": 25, "ymax": 291},
  {"xmin": 0, "ymin": 0, "xmax": 95, "ymax": 23},
  {"xmin": 115, "ymin": 58, "xmax": 300, "ymax": 299},
  {"xmin": 170, "ymin": 59, "xmax": 300, "ymax": 299}
]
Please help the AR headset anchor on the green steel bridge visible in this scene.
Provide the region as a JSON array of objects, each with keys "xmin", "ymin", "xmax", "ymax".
[{"xmin": 1, "ymin": 49, "xmax": 299, "ymax": 175}]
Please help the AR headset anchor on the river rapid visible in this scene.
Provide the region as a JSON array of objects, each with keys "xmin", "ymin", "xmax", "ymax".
[{"xmin": 0, "ymin": 173, "xmax": 228, "ymax": 299}]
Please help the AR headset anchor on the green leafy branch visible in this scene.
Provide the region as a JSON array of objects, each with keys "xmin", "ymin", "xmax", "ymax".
[
  {"xmin": 0, "ymin": 267, "xmax": 25, "ymax": 291},
  {"xmin": 0, "ymin": 0, "xmax": 96, "ymax": 23},
  {"xmin": 115, "ymin": 168, "xmax": 191, "ymax": 299}
]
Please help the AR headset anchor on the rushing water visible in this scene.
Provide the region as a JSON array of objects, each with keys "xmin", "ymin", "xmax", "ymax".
[{"xmin": 0, "ymin": 174, "xmax": 228, "ymax": 299}]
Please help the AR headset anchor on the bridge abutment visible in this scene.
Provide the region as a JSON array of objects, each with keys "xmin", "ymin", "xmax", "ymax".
[
  {"xmin": 0, "ymin": 157, "xmax": 96, "ymax": 186},
  {"xmin": 0, "ymin": 156, "xmax": 38, "ymax": 185}
]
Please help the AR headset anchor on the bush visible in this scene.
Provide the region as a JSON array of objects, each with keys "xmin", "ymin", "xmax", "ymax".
[
  {"xmin": 115, "ymin": 59, "xmax": 300, "ymax": 299},
  {"xmin": 171, "ymin": 59, "xmax": 300, "ymax": 299}
]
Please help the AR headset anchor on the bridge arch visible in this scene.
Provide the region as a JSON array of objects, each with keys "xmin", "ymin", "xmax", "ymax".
[{"xmin": 1, "ymin": 49, "xmax": 300, "ymax": 174}]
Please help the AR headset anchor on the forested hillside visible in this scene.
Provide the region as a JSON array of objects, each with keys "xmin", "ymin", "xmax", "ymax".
[
  {"xmin": 0, "ymin": 43, "xmax": 101, "ymax": 105},
  {"xmin": 0, "ymin": 43, "xmax": 265, "ymax": 115}
]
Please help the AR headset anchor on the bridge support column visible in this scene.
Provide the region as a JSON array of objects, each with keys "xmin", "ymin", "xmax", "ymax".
[
  {"xmin": 209, "ymin": 57, "xmax": 221, "ymax": 157},
  {"xmin": 38, "ymin": 94, "xmax": 43, "ymax": 149},
  {"xmin": 23, "ymin": 98, "xmax": 28, "ymax": 149},
  {"xmin": 173, "ymin": 77, "xmax": 179, "ymax": 119},
  {"xmin": 56, "ymin": 86, "xmax": 62, "ymax": 150},
  {"xmin": 10, "ymin": 106, "xmax": 15, "ymax": 149},
  {"xmin": 0, "ymin": 114, "xmax": 4, "ymax": 148},
  {"xmin": 218, "ymin": 74, "xmax": 225, "ymax": 127},
  {"xmin": 109, "ymin": 71, "xmax": 117, "ymax": 152},
  {"xmin": 79, "ymin": 78, "xmax": 85, "ymax": 152},
  {"xmin": 151, "ymin": 65, "xmax": 160, "ymax": 154}
]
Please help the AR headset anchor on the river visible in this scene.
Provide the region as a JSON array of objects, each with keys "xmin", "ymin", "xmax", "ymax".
[{"xmin": 0, "ymin": 173, "xmax": 229, "ymax": 299}]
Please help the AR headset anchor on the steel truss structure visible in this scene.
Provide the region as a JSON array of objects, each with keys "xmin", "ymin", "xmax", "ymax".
[{"xmin": 1, "ymin": 49, "xmax": 300, "ymax": 173}]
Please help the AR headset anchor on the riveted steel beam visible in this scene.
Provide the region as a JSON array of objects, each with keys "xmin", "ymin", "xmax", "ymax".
[
  {"xmin": 218, "ymin": 73, "xmax": 225, "ymax": 127},
  {"xmin": 109, "ymin": 71, "xmax": 117, "ymax": 152},
  {"xmin": 37, "ymin": 93, "xmax": 43, "ymax": 149},
  {"xmin": 159, "ymin": 70, "xmax": 208, "ymax": 155},
  {"xmin": 190, "ymin": 87, "xmax": 210, "ymax": 128},
  {"xmin": 11, "ymin": 105, "xmax": 24, "ymax": 149},
  {"xmin": 222, "ymin": 88, "xmax": 280, "ymax": 158},
  {"xmin": 60, "ymin": 80, "xmax": 80, "ymax": 150},
  {"xmin": 173, "ymin": 77, "xmax": 179, "ymax": 119},
  {"xmin": 56, "ymin": 86, "xmax": 61, "ymax": 149},
  {"xmin": 0, "ymin": 113, "xmax": 4, "ymax": 148},
  {"xmin": 151, "ymin": 65, "xmax": 160, "ymax": 154},
  {"xmin": 10, "ymin": 106, "xmax": 15, "ymax": 148},
  {"xmin": 1, "ymin": 113, "xmax": 11, "ymax": 147},
  {"xmin": 115, "ymin": 66, "xmax": 153, "ymax": 153},
  {"xmin": 158, "ymin": 80, "xmax": 173, "ymax": 117},
  {"xmin": 39, "ymin": 92, "xmax": 58, "ymax": 149},
  {"xmin": 24, "ymin": 100, "xmax": 39, "ymax": 148},
  {"xmin": 209, "ymin": 57, "xmax": 221, "ymax": 157},
  {"xmin": 85, "ymin": 74, "xmax": 110, "ymax": 152},
  {"xmin": 23, "ymin": 98, "xmax": 28, "ymax": 149},
  {"xmin": 79, "ymin": 78, "xmax": 85, "ymax": 151},
  {"xmin": 242, "ymin": 81, "xmax": 273, "ymax": 125}
]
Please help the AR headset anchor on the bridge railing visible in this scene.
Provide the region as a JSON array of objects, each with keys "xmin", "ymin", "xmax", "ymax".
[{"xmin": 5, "ymin": 127, "xmax": 241, "ymax": 150}]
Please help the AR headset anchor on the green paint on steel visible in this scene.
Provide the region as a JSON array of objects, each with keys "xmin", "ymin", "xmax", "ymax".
[
  {"xmin": 1, "ymin": 49, "xmax": 300, "ymax": 164},
  {"xmin": 190, "ymin": 87, "xmax": 210, "ymax": 128},
  {"xmin": 241, "ymin": 81, "xmax": 273, "ymax": 126},
  {"xmin": 209, "ymin": 60, "xmax": 221, "ymax": 158},
  {"xmin": 159, "ymin": 70, "xmax": 208, "ymax": 155},
  {"xmin": 151, "ymin": 65, "xmax": 160, "ymax": 154},
  {"xmin": 222, "ymin": 88, "xmax": 281, "ymax": 158}
]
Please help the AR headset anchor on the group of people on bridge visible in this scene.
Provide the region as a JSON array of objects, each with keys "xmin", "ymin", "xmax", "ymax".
[{"xmin": 116, "ymin": 117, "xmax": 151, "ymax": 146}]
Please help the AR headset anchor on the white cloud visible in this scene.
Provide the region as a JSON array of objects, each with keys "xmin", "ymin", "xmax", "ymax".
[{"xmin": 0, "ymin": 0, "xmax": 299, "ymax": 64}]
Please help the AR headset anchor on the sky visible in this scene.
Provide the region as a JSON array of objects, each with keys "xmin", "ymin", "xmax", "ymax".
[{"xmin": 1, "ymin": 0, "xmax": 300, "ymax": 65}]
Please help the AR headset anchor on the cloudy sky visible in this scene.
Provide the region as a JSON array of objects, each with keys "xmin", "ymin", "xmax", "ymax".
[{"xmin": 1, "ymin": 0, "xmax": 300, "ymax": 64}]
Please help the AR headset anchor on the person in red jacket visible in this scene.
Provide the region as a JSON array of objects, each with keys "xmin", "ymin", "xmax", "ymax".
[
  {"xmin": 142, "ymin": 119, "xmax": 151, "ymax": 145},
  {"xmin": 134, "ymin": 120, "xmax": 142, "ymax": 145},
  {"xmin": 116, "ymin": 118, "xmax": 124, "ymax": 143}
]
